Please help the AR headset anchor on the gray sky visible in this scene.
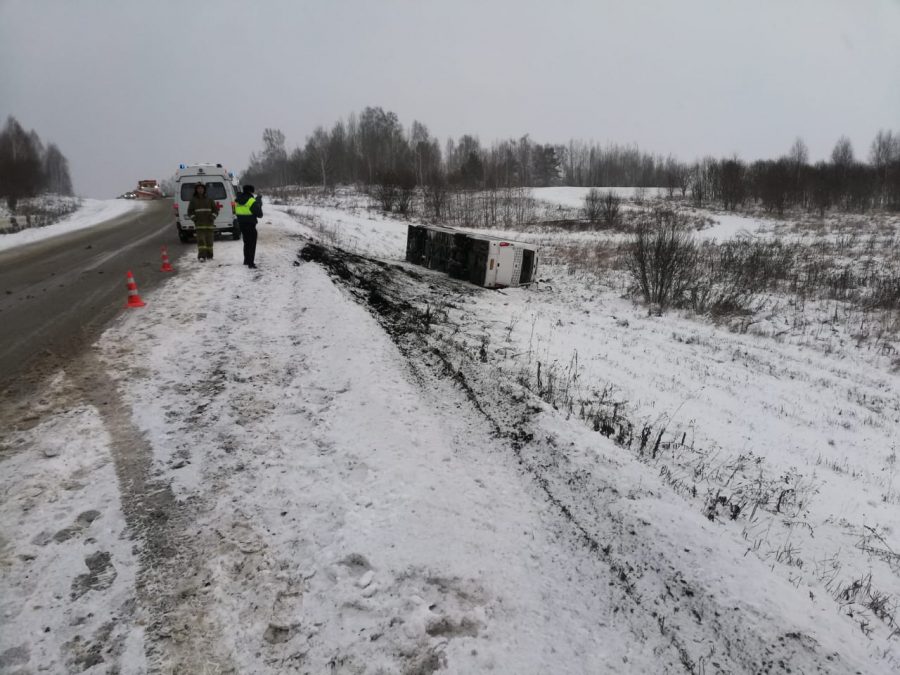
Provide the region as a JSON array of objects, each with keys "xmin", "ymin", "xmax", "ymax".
[{"xmin": 2, "ymin": 0, "xmax": 899, "ymax": 197}]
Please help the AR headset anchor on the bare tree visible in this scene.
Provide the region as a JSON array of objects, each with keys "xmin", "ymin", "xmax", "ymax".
[
  {"xmin": 870, "ymin": 130, "xmax": 897, "ymax": 207},
  {"xmin": 787, "ymin": 137, "xmax": 808, "ymax": 207},
  {"xmin": 788, "ymin": 137, "xmax": 808, "ymax": 167},
  {"xmin": 373, "ymin": 170, "xmax": 398, "ymax": 212},
  {"xmin": 720, "ymin": 158, "xmax": 745, "ymax": 210},
  {"xmin": 359, "ymin": 107, "xmax": 403, "ymax": 182},
  {"xmin": 831, "ymin": 136, "xmax": 854, "ymax": 167},
  {"xmin": 754, "ymin": 159, "xmax": 790, "ymax": 215},
  {"xmin": 263, "ymin": 128, "xmax": 288, "ymax": 185},
  {"xmin": 263, "ymin": 128, "xmax": 285, "ymax": 157},
  {"xmin": 410, "ymin": 120, "xmax": 430, "ymax": 185},
  {"xmin": 870, "ymin": 130, "xmax": 896, "ymax": 166},
  {"xmin": 690, "ymin": 162, "xmax": 706, "ymax": 207},
  {"xmin": 43, "ymin": 143, "xmax": 73, "ymax": 195},
  {"xmin": 394, "ymin": 166, "xmax": 417, "ymax": 216},
  {"xmin": 308, "ymin": 126, "xmax": 331, "ymax": 190},
  {"xmin": 831, "ymin": 136, "xmax": 855, "ymax": 210},
  {"xmin": 664, "ymin": 157, "xmax": 683, "ymax": 198},
  {"xmin": 242, "ymin": 128, "xmax": 293, "ymax": 188},
  {"xmin": 423, "ymin": 169, "xmax": 448, "ymax": 221},
  {"xmin": 600, "ymin": 190, "xmax": 621, "ymax": 225},
  {"xmin": 517, "ymin": 135, "xmax": 532, "ymax": 187},
  {"xmin": 809, "ymin": 162, "xmax": 834, "ymax": 216},
  {"xmin": 677, "ymin": 165, "xmax": 690, "ymax": 198},
  {"xmin": 0, "ymin": 116, "xmax": 44, "ymax": 211},
  {"xmin": 159, "ymin": 172, "xmax": 177, "ymax": 198}
]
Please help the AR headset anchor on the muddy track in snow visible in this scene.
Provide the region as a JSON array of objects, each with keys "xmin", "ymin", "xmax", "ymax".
[
  {"xmin": 299, "ymin": 241, "xmax": 856, "ymax": 675},
  {"xmin": 65, "ymin": 352, "xmax": 236, "ymax": 674}
]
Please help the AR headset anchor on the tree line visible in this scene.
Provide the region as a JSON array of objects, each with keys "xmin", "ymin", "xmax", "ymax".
[
  {"xmin": 687, "ymin": 134, "xmax": 900, "ymax": 215},
  {"xmin": 0, "ymin": 116, "xmax": 74, "ymax": 211},
  {"xmin": 241, "ymin": 106, "xmax": 900, "ymax": 215}
]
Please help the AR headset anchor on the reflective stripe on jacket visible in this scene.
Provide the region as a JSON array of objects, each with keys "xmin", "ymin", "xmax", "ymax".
[{"xmin": 187, "ymin": 196, "xmax": 219, "ymax": 227}]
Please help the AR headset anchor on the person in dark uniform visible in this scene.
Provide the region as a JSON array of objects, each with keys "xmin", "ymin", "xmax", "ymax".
[
  {"xmin": 234, "ymin": 185, "xmax": 263, "ymax": 268},
  {"xmin": 187, "ymin": 182, "xmax": 220, "ymax": 261}
]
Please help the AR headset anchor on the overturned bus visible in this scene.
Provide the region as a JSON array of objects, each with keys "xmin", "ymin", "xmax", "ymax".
[{"xmin": 406, "ymin": 225, "xmax": 538, "ymax": 289}]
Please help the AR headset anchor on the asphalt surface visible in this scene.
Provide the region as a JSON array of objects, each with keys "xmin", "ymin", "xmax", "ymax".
[{"xmin": 0, "ymin": 200, "xmax": 187, "ymax": 394}]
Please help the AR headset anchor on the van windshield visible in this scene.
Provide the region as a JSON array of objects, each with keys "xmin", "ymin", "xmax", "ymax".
[{"xmin": 181, "ymin": 182, "xmax": 227, "ymax": 200}]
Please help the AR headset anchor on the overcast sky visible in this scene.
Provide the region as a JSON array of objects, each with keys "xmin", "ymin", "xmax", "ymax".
[{"xmin": 2, "ymin": 0, "xmax": 899, "ymax": 197}]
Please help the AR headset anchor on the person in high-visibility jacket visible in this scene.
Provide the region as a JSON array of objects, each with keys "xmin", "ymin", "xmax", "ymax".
[
  {"xmin": 187, "ymin": 183, "xmax": 220, "ymax": 262},
  {"xmin": 234, "ymin": 185, "xmax": 263, "ymax": 268}
]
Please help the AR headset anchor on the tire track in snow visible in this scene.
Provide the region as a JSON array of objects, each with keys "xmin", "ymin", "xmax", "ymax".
[{"xmin": 68, "ymin": 351, "xmax": 236, "ymax": 673}]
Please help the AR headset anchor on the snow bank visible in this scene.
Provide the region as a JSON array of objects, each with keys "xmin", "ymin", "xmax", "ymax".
[
  {"xmin": 0, "ymin": 199, "xmax": 145, "ymax": 252},
  {"xmin": 281, "ymin": 202, "xmax": 410, "ymax": 259}
]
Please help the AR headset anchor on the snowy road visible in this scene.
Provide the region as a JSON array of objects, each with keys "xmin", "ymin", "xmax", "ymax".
[
  {"xmin": 0, "ymin": 200, "xmax": 177, "ymax": 395},
  {"xmin": 1, "ymin": 206, "xmax": 896, "ymax": 673}
]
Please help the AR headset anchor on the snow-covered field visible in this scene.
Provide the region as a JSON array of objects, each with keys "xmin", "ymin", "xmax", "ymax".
[
  {"xmin": 2, "ymin": 189, "xmax": 899, "ymax": 673},
  {"xmin": 532, "ymin": 186, "xmax": 661, "ymax": 208},
  {"xmin": 0, "ymin": 198, "xmax": 144, "ymax": 252},
  {"xmin": 531, "ymin": 186, "xmax": 773, "ymax": 241}
]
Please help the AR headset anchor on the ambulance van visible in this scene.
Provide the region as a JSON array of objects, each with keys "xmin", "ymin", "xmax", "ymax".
[{"xmin": 173, "ymin": 163, "xmax": 240, "ymax": 242}]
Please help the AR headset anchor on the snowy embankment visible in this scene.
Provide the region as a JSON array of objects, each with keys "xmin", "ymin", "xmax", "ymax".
[
  {"xmin": 92, "ymin": 217, "xmax": 665, "ymax": 673},
  {"xmin": 2, "ymin": 194, "xmax": 897, "ymax": 672},
  {"xmin": 0, "ymin": 199, "xmax": 144, "ymax": 252},
  {"xmin": 273, "ymin": 193, "xmax": 900, "ymax": 671}
]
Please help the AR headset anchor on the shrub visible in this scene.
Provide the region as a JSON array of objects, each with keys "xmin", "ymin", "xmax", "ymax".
[
  {"xmin": 394, "ymin": 167, "xmax": 417, "ymax": 217},
  {"xmin": 601, "ymin": 190, "xmax": 621, "ymax": 225},
  {"xmin": 423, "ymin": 170, "xmax": 448, "ymax": 221},
  {"xmin": 583, "ymin": 188, "xmax": 602, "ymax": 223},
  {"xmin": 626, "ymin": 209, "xmax": 698, "ymax": 312},
  {"xmin": 373, "ymin": 171, "xmax": 398, "ymax": 212}
]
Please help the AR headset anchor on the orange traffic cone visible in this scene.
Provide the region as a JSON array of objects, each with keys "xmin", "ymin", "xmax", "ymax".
[
  {"xmin": 125, "ymin": 271, "xmax": 146, "ymax": 308},
  {"xmin": 160, "ymin": 245, "xmax": 174, "ymax": 272}
]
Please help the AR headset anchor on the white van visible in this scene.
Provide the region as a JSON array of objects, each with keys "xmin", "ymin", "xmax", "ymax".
[{"xmin": 173, "ymin": 163, "xmax": 240, "ymax": 242}]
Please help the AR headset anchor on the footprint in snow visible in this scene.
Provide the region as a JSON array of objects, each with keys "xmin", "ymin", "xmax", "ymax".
[
  {"xmin": 0, "ymin": 644, "xmax": 29, "ymax": 670},
  {"xmin": 70, "ymin": 551, "xmax": 117, "ymax": 600},
  {"xmin": 52, "ymin": 509, "xmax": 101, "ymax": 543},
  {"xmin": 339, "ymin": 553, "xmax": 372, "ymax": 576}
]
